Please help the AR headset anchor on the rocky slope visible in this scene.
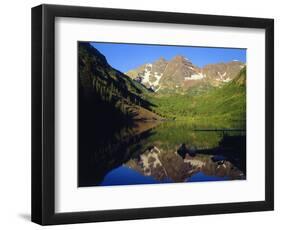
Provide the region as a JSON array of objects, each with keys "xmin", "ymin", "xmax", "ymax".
[
  {"xmin": 126, "ymin": 57, "xmax": 168, "ymax": 91},
  {"xmin": 79, "ymin": 42, "xmax": 162, "ymax": 122},
  {"xmin": 202, "ymin": 61, "xmax": 245, "ymax": 86},
  {"xmin": 126, "ymin": 56, "xmax": 245, "ymax": 92}
]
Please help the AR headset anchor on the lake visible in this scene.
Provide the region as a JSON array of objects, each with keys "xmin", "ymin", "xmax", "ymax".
[{"xmin": 78, "ymin": 121, "xmax": 246, "ymax": 187}]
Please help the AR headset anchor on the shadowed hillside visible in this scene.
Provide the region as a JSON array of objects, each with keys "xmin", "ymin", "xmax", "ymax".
[{"xmin": 78, "ymin": 42, "xmax": 163, "ymax": 186}]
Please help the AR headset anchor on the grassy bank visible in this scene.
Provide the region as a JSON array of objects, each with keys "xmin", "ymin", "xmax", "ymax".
[{"xmin": 147, "ymin": 76, "xmax": 246, "ymax": 129}]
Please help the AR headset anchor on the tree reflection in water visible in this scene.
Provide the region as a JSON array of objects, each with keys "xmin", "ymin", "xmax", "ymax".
[{"xmin": 79, "ymin": 121, "xmax": 246, "ymax": 187}]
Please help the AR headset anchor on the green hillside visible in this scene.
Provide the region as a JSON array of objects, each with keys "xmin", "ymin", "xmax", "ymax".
[{"xmin": 148, "ymin": 67, "xmax": 246, "ymax": 128}]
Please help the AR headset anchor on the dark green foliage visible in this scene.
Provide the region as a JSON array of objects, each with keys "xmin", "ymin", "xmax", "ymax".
[
  {"xmin": 79, "ymin": 42, "xmax": 153, "ymax": 117},
  {"xmin": 78, "ymin": 42, "xmax": 157, "ymax": 186}
]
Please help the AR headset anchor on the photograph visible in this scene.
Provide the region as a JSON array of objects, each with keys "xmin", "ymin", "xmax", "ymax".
[
  {"xmin": 30, "ymin": 3, "xmax": 274, "ymax": 225},
  {"xmin": 78, "ymin": 42, "xmax": 247, "ymax": 187}
]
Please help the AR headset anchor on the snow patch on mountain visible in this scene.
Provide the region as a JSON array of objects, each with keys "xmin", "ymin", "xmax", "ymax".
[
  {"xmin": 141, "ymin": 67, "xmax": 151, "ymax": 84},
  {"xmin": 222, "ymin": 78, "xmax": 231, "ymax": 83},
  {"xmin": 216, "ymin": 71, "xmax": 229, "ymax": 82},
  {"xmin": 146, "ymin": 63, "xmax": 152, "ymax": 68},
  {"xmin": 215, "ymin": 72, "xmax": 232, "ymax": 83},
  {"xmin": 134, "ymin": 63, "xmax": 164, "ymax": 90},
  {"xmin": 218, "ymin": 71, "xmax": 226, "ymax": 78},
  {"xmin": 185, "ymin": 72, "xmax": 205, "ymax": 80},
  {"xmin": 152, "ymin": 72, "xmax": 163, "ymax": 86}
]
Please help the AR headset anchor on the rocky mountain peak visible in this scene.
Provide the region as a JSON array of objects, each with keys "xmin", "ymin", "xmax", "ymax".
[
  {"xmin": 154, "ymin": 56, "xmax": 166, "ymax": 63},
  {"xmin": 202, "ymin": 61, "xmax": 245, "ymax": 85},
  {"xmin": 159, "ymin": 55, "xmax": 202, "ymax": 89},
  {"xmin": 152, "ymin": 57, "xmax": 168, "ymax": 67},
  {"xmin": 126, "ymin": 54, "xmax": 245, "ymax": 92},
  {"xmin": 171, "ymin": 55, "xmax": 188, "ymax": 63}
]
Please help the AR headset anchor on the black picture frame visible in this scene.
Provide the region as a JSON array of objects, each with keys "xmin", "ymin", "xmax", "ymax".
[{"xmin": 31, "ymin": 4, "xmax": 274, "ymax": 225}]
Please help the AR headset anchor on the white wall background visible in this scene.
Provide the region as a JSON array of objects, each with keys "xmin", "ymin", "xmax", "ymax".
[{"xmin": 0, "ymin": 0, "xmax": 279, "ymax": 229}]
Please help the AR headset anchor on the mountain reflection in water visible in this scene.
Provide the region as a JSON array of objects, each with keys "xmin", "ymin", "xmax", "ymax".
[{"xmin": 78, "ymin": 121, "xmax": 246, "ymax": 187}]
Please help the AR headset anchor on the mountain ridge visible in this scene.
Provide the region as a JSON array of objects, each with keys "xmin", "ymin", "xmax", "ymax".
[
  {"xmin": 79, "ymin": 42, "xmax": 163, "ymax": 123},
  {"xmin": 126, "ymin": 55, "xmax": 245, "ymax": 92}
]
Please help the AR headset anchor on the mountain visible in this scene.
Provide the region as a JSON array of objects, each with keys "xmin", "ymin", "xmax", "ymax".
[
  {"xmin": 78, "ymin": 42, "xmax": 162, "ymax": 124},
  {"xmin": 202, "ymin": 61, "xmax": 245, "ymax": 86},
  {"xmin": 126, "ymin": 56, "xmax": 245, "ymax": 92},
  {"xmin": 79, "ymin": 42, "xmax": 148, "ymax": 99},
  {"xmin": 126, "ymin": 57, "xmax": 168, "ymax": 91},
  {"xmin": 160, "ymin": 55, "xmax": 204, "ymax": 90},
  {"xmin": 148, "ymin": 66, "xmax": 246, "ymax": 128},
  {"xmin": 231, "ymin": 65, "xmax": 246, "ymax": 86},
  {"xmin": 125, "ymin": 143, "xmax": 244, "ymax": 183}
]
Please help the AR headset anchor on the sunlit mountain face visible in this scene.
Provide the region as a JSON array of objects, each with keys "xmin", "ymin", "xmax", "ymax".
[{"xmin": 126, "ymin": 55, "xmax": 245, "ymax": 92}]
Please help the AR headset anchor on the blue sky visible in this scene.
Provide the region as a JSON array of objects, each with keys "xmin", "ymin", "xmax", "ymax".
[{"xmin": 90, "ymin": 42, "xmax": 246, "ymax": 73}]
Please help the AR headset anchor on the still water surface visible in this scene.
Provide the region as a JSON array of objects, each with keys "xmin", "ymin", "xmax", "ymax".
[{"xmin": 79, "ymin": 121, "xmax": 246, "ymax": 187}]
